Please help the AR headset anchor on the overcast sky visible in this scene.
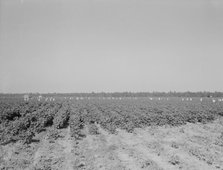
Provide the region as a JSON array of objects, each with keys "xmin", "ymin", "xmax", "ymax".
[{"xmin": 0, "ymin": 0, "xmax": 223, "ymax": 93}]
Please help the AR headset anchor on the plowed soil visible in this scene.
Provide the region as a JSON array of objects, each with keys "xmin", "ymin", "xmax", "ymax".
[{"xmin": 1, "ymin": 118, "xmax": 223, "ymax": 170}]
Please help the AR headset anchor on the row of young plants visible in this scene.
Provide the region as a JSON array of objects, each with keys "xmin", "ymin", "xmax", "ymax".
[
  {"xmin": 1, "ymin": 98, "xmax": 223, "ymax": 144},
  {"xmin": 0, "ymin": 100, "xmax": 71, "ymax": 144},
  {"xmin": 68, "ymin": 99, "xmax": 223, "ymax": 135}
]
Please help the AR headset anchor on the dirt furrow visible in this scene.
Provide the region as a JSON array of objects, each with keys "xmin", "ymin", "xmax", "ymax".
[
  {"xmin": 30, "ymin": 128, "xmax": 76, "ymax": 170},
  {"xmin": 76, "ymin": 125, "xmax": 126, "ymax": 170},
  {"xmin": 57, "ymin": 127, "xmax": 74, "ymax": 170}
]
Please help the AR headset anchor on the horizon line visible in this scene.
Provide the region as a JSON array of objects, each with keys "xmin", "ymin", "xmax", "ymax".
[{"xmin": 1, "ymin": 91, "xmax": 223, "ymax": 94}]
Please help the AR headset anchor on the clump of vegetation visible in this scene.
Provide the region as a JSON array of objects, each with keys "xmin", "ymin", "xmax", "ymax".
[
  {"xmin": 53, "ymin": 106, "xmax": 70, "ymax": 129},
  {"xmin": 69, "ymin": 110, "xmax": 84, "ymax": 139},
  {"xmin": 47, "ymin": 128, "xmax": 62, "ymax": 140},
  {"xmin": 88, "ymin": 123, "xmax": 99, "ymax": 135}
]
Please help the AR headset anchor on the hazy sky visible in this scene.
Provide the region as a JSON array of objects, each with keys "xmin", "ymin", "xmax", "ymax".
[{"xmin": 0, "ymin": 0, "xmax": 223, "ymax": 93}]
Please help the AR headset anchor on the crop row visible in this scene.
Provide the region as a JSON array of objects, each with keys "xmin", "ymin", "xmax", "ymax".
[{"xmin": 1, "ymin": 99, "xmax": 223, "ymax": 144}]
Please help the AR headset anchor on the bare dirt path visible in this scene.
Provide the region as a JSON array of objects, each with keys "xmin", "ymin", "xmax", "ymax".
[
  {"xmin": 75, "ymin": 118, "xmax": 223, "ymax": 170},
  {"xmin": 30, "ymin": 127, "xmax": 76, "ymax": 170},
  {"xmin": 74, "ymin": 124, "xmax": 126, "ymax": 170},
  {"xmin": 57, "ymin": 127, "xmax": 74, "ymax": 170}
]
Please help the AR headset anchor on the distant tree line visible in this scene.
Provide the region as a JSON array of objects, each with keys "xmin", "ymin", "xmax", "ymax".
[{"xmin": 1, "ymin": 91, "xmax": 223, "ymax": 98}]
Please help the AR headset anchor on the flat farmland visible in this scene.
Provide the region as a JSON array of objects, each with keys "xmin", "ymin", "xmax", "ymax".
[{"xmin": 1, "ymin": 97, "xmax": 223, "ymax": 170}]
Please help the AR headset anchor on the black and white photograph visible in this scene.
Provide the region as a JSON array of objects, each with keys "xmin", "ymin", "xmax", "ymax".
[{"xmin": 0, "ymin": 0, "xmax": 223, "ymax": 169}]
